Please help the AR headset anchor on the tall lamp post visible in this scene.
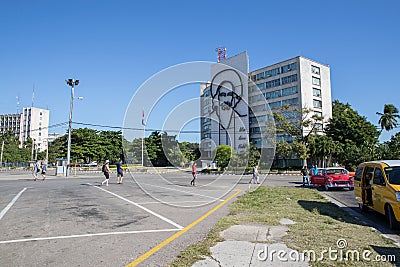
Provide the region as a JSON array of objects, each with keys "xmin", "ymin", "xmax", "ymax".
[{"xmin": 65, "ymin": 78, "xmax": 79, "ymax": 177}]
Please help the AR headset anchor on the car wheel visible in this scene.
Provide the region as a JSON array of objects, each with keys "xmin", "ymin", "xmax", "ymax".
[
  {"xmin": 349, "ymin": 187, "xmax": 354, "ymax": 191},
  {"xmin": 386, "ymin": 205, "xmax": 399, "ymax": 230},
  {"xmin": 359, "ymin": 203, "xmax": 368, "ymax": 212}
]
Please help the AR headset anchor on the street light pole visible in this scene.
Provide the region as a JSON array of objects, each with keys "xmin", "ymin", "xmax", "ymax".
[{"xmin": 66, "ymin": 78, "xmax": 79, "ymax": 177}]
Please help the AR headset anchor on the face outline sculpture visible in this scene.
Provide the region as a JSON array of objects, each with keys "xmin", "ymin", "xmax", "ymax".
[{"xmin": 210, "ymin": 68, "xmax": 246, "ymax": 130}]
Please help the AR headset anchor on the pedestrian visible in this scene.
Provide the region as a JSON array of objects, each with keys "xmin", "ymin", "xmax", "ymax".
[
  {"xmin": 41, "ymin": 161, "xmax": 47, "ymax": 181},
  {"xmin": 249, "ymin": 164, "xmax": 260, "ymax": 184},
  {"xmin": 33, "ymin": 160, "xmax": 40, "ymax": 181},
  {"xmin": 190, "ymin": 162, "xmax": 197, "ymax": 186},
  {"xmin": 301, "ymin": 166, "xmax": 310, "ymax": 187},
  {"xmin": 101, "ymin": 160, "xmax": 110, "ymax": 186},
  {"xmin": 116, "ymin": 159, "xmax": 124, "ymax": 184}
]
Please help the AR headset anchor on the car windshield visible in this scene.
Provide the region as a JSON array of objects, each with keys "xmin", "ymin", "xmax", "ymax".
[
  {"xmin": 384, "ymin": 166, "xmax": 400, "ymax": 185},
  {"xmin": 326, "ymin": 169, "xmax": 347, "ymax": 175}
]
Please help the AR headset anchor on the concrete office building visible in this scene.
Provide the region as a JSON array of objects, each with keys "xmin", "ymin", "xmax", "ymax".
[
  {"xmin": 248, "ymin": 56, "xmax": 332, "ymax": 145},
  {"xmin": 0, "ymin": 107, "xmax": 50, "ymax": 152},
  {"xmin": 200, "ymin": 54, "xmax": 332, "ymax": 160}
]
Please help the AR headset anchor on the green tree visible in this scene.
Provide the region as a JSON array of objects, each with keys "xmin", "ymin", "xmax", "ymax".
[
  {"xmin": 326, "ymin": 100, "xmax": 380, "ymax": 147},
  {"xmin": 215, "ymin": 145, "xmax": 233, "ymax": 170},
  {"xmin": 376, "ymin": 104, "xmax": 400, "ymax": 132}
]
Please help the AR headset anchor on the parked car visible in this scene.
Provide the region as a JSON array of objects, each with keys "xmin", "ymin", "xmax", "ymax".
[
  {"xmin": 88, "ymin": 161, "xmax": 98, "ymax": 167},
  {"xmin": 69, "ymin": 162, "xmax": 83, "ymax": 167},
  {"xmin": 353, "ymin": 160, "xmax": 400, "ymax": 229},
  {"xmin": 310, "ymin": 167, "xmax": 354, "ymax": 191}
]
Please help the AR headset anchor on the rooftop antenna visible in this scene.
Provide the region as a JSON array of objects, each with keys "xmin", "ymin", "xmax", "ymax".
[
  {"xmin": 215, "ymin": 47, "xmax": 226, "ymax": 62},
  {"xmin": 16, "ymin": 94, "xmax": 20, "ymax": 114}
]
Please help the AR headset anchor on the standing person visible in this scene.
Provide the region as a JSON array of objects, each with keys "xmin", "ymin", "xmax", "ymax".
[
  {"xmin": 301, "ymin": 166, "xmax": 310, "ymax": 187},
  {"xmin": 116, "ymin": 159, "xmax": 124, "ymax": 184},
  {"xmin": 101, "ymin": 160, "xmax": 110, "ymax": 186},
  {"xmin": 249, "ymin": 164, "xmax": 259, "ymax": 184},
  {"xmin": 190, "ymin": 162, "xmax": 197, "ymax": 186},
  {"xmin": 32, "ymin": 160, "xmax": 40, "ymax": 181},
  {"xmin": 41, "ymin": 161, "xmax": 47, "ymax": 181}
]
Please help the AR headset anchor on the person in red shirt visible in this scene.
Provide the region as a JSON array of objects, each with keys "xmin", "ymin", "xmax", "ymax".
[{"xmin": 190, "ymin": 163, "xmax": 197, "ymax": 186}]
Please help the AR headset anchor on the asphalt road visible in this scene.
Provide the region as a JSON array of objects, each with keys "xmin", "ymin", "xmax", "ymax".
[
  {"xmin": 0, "ymin": 170, "xmax": 261, "ymax": 267},
  {"xmin": 0, "ymin": 170, "xmax": 398, "ymax": 266}
]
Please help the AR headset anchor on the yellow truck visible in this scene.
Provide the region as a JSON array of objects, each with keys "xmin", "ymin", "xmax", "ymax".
[{"xmin": 354, "ymin": 160, "xmax": 400, "ymax": 229}]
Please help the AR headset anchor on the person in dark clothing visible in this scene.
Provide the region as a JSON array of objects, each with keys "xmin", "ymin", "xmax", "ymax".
[{"xmin": 116, "ymin": 159, "xmax": 124, "ymax": 184}]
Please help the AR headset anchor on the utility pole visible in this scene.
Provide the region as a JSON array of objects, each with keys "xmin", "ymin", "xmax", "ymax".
[{"xmin": 65, "ymin": 78, "xmax": 79, "ymax": 177}]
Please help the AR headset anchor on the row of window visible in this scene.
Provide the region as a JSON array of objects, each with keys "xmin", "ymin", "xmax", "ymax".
[
  {"xmin": 251, "ymin": 62, "xmax": 297, "ymax": 81},
  {"xmin": 268, "ymin": 98, "xmax": 300, "ymax": 109},
  {"xmin": 251, "ymin": 74, "xmax": 298, "ymax": 92}
]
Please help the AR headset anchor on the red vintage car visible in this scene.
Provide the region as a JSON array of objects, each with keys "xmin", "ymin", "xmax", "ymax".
[{"xmin": 311, "ymin": 167, "xmax": 354, "ymax": 191}]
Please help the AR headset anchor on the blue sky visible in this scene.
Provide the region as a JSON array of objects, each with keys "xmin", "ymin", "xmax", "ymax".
[{"xmin": 0, "ymin": 0, "xmax": 399, "ymax": 142}]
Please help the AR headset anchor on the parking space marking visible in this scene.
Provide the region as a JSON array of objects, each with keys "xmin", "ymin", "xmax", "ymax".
[
  {"xmin": 0, "ymin": 229, "xmax": 180, "ymax": 244},
  {"xmin": 137, "ymin": 200, "xmax": 211, "ymax": 205},
  {"xmin": 88, "ymin": 183, "xmax": 184, "ymax": 229},
  {"xmin": 127, "ymin": 189, "xmax": 242, "ymax": 267},
  {"xmin": 0, "ymin": 187, "xmax": 27, "ymax": 221},
  {"xmin": 138, "ymin": 182, "xmax": 224, "ymax": 202}
]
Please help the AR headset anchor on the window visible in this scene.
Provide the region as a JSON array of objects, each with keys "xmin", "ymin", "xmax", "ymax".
[
  {"xmin": 282, "ymin": 86, "xmax": 298, "ymax": 96},
  {"xmin": 264, "ymin": 90, "xmax": 281, "ymax": 99},
  {"xmin": 269, "ymin": 101, "xmax": 282, "ymax": 109},
  {"xmin": 281, "ymin": 74, "xmax": 297, "ymax": 85},
  {"xmin": 312, "ymin": 77, "xmax": 321, "ymax": 86},
  {"xmin": 281, "ymin": 62, "xmax": 297, "ymax": 73},
  {"xmin": 257, "ymin": 83, "xmax": 266, "ymax": 90},
  {"xmin": 315, "ymin": 123, "xmax": 323, "ymax": 131},
  {"xmin": 203, "ymin": 89, "xmax": 211, "ymax": 97},
  {"xmin": 313, "ymin": 111, "xmax": 322, "ymax": 117},
  {"xmin": 311, "ymin": 65, "xmax": 320, "ymax": 75},
  {"xmin": 373, "ymin": 168, "xmax": 385, "ymax": 185},
  {"xmin": 264, "ymin": 67, "xmax": 280, "ymax": 77},
  {"xmin": 313, "ymin": 100, "xmax": 322, "ymax": 108},
  {"xmin": 256, "ymin": 72, "xmax": 265, "ymax": 80},
  {"xmin": 266, "ymin": 79, "xmax": 280, "ymax": 88},
  {"xmin": 282, "ymin": 98, "xmax": 299, "ymax": 105},
  {"xmin": 204, "ymin": 133, "xmax": 211, "ymax": 138},
  {"xmin": 313, "ymin": 88, "xmax": 321, "ymax": 97}
]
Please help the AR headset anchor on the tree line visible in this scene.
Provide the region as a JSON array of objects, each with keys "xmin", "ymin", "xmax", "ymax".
[
  {"xmin": 274, "ymin": 101, "xmax": 400, "ymax": 170},
  {"xmin": 1, "ymin": 100, "xmax": 399, "ymax": 170}
]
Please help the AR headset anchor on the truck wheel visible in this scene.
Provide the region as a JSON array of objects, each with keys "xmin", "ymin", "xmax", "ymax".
[{"xmin": 386, "ymin": 205, "xmax": 399, "ymax": 230}]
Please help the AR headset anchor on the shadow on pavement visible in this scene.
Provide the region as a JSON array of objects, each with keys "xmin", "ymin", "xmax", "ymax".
[
  {"xmin": 370, "ymin": 245, "xmax": 400, "ymax": 265},
  {"xmin": 297, "ymin": 200, "xmax": 360, "ymax": 225}
]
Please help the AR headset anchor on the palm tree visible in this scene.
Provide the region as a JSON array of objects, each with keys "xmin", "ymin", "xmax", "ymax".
[{"xmin": 376, "ymin": 104, "xmax": 400, "ymax": 132}]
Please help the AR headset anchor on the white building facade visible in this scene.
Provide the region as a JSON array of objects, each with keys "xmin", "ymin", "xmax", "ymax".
[
  {"xmin": 248, "ymin": 56, "xmax": 332, "ymax": 145},
  {"xmin": 0, "ymin": 107, "xmax": 50, "ymax": 152},
  {"xmin": 201, "ymin": 55, "xmax": 332, "ymax": 159}
]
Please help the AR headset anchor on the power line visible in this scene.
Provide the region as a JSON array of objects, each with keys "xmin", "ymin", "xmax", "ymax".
[{"xmin": 72, "ymin": 121, "xmax": 254, "ymax": 135}]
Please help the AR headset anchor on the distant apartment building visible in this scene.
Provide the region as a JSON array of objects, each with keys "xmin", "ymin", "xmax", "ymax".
[
  {"xmin": 0, "ymin": 107, "xmax": 50, "ymax": 152},
  {"xmin": 200, "ymin": 54, "xmax": 332, "ymax": 159},
  {"xmin": 248, "ymin": 56, "xmax": 332, "ymax": 145}
]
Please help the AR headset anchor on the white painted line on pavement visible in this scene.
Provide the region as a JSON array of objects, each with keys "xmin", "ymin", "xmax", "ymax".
[
  {"xmin": 139, "ymin": 182, "xmax": 224, "ymax": 202},
  {"xmin": 0, "ymin": 188, "xmax": 27, "ymax": 221},
  {"xmin": 137, "ymin": 200, "xmax": 211, "ymax": 205},
  {"xmin": 88, "ymin": 183, "xmax": 184, "ymax": 229},
  {"xmin": 0, "ymin": 228, "xmax": 180, "ymax": 244}
]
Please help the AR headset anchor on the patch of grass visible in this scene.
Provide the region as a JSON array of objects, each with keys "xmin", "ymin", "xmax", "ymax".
[{"xmin": 170, "ymin": 187, "xmax": 399, "ymax": 266}]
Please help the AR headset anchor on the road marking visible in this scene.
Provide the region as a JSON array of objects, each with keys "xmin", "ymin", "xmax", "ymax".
[
  {"xmin": 137, "ymin": 200, "xmax": 211, "ymax": 205},
  {"xmin": 126, "ymin": 189, "xmax": 242, "ymax": 267},
  {"xmin": 138, "ymin": 182, "xmax": 224, "ymax": 202},
  {"xmin": 0, "ymin": 188, "xmax": 27, "ymax": 221},
  {"xmin": 0, "ymin": 229, "xmax": 180, "ymax": 244},
  {"xmin": 88, "ymin": 183, "xmax": 183, "ymax": 229}
]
